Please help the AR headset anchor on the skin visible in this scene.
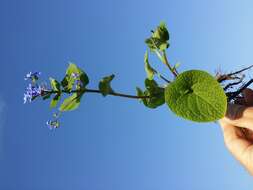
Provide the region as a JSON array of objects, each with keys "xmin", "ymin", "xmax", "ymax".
[{"xmin": 219, "ymin": 88, "xmax": 253, "ymax": 175}]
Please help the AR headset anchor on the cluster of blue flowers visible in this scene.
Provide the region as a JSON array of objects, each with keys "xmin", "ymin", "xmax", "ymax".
[
  {"xmin": 23, "ymin": 84, "xmax": 42, "ymax": 104},
  {"xmin": 46, "ymin": 120, "xmax": 60, "ymax": 130},
  {"xmin": 24, "ymin": 71, "xmax": 41, "ymax": 81},
  {"xmin": 24, "ymin": 71, "xmax": 60, "ymax": 130},
  {"xmin": 23, "ymin": 72, "xmax": 43, "ymax": 104}
]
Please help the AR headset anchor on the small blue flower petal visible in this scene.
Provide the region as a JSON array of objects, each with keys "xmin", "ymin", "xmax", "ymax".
[
  {"xmin": 23, "ymin": 83, "xmax": 43, "ymax": 104},
  {"xmin": 46, "ymin": 120, "xmax": 59, "ymax": 130},
  {"xmin": 71, "ymin": 72, "xmax": 79, "ymax": 79},
  {"xmin": 24, "ymin": 71, "xmax": 41, "ymax": 81}
]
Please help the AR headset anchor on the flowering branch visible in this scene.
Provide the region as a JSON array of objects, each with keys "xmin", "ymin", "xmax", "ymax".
[{"xmin": 23, "ymin": 22, "xmax": 253, "ymax": 129}]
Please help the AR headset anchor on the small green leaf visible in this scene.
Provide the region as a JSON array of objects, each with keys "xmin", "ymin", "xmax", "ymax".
[
  {"xmin": 66, "ymin": 63, "xmax": 80, "ymax": 76},
  {"xmin": 145, "ymin": 79, "xmax": 159, "ymax": 93},
  {"xmin": 144, "ymin": 51, "xmax": 157, "ymax": 80},
  {"xmin": 61, "ymin": 63, "xmax": 89, "ymax": 91},
  {"xmin": 165, "ymin": 70, "xmax": 227, "ymax": 122},
  {"xmin": 144, "ymin": 91, "xmax": 164, "ymax": 108},
  {"xmin": 136, "ymin": 79, "xmax": 165, "ymax": 109},
  {"xmin": 172, "ymin": 62, "xmax": 180, "ymax": 73},
  {"xmin": 144, "ymin": 79, "xmax": 165, "ymax": 108},
  {"xmin": 59, "ymin": 92, "xmax": 83, "ymax": 112},
  {"xmin": 136, "ymin": 87, "xmax": 146, "ymax": 103},
  {"xmin": 79, "ymin": 68, "xmax": 89, "ymax": 87},
  {"xmin": 174, "ymin": 62, "xmax": 180, "ymax": 69},
  {"xmin": 145, "ymin": 22, "xmax": 170, "ymax": 51},
  {"xmin": 145, "ymin": 38, "xmax": 169, "ymax": 51},
  {"xmin": 145, "ymin": 38, "xmax": 157, "ymax": 51},
  {"xmin": 50, "ymin": 78, "xmax": 61, "ymax": 91},
  {"xmin": 50, "ymin": 94, "xmax": 61, "ymax": 108},
  {"xmin": 152, "ymin": 22, "xmax": 169, "ymax": 42},
  {"xmin": 136, "ymin": 87, "xmax": 144, "ymax": 96},
  {"xmin": 66, "ymin": 63, "xmax": 89, "ymax": 87},
  {"xmin": 61, "ymin": 76, "xmax": 69, "ymax": 91},
  {"xmin": 99, "ymin": 74, "xmax": 115, "ymax": 96}
]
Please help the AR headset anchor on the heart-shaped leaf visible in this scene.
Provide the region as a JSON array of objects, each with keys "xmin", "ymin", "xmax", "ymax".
[{"xmin": 165, "ymin": 70, "xmax": 227, "ymax": 122}]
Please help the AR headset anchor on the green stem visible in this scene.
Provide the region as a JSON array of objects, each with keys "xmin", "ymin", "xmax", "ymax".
[
  {"xmin": 162, "ymin": 50, "xmax": 178, "ymax": 77},
  {"xmin": 46, "ymin": 88, "xmax": 150, "ymax": 99},
  {"xmin": 150, "ymin": 37, "xmax": 178, "ymax": 78},
  {"xmin": 155, "ymin": 50, "xmax": 178, "ymax": 78},
  {"xmin": 84, "ymin": 89, "xmax": 150, "ymax": 99},
  {"xmin": 157, "ymin": 73, "xmax": 171, "ymax": 83}
]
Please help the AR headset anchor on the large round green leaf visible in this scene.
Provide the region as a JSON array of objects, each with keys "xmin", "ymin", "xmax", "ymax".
[{"xmin": 165, "ymin": 70, "xmax": 227, "ymax": 122}]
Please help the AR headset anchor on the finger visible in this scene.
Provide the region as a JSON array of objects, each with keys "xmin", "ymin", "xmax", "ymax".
[
  {"xmin": 240, "ymin": 106, "xmax": 253, "ymax": 118},
  {"xmin": 219, "ymin": 119, "xmax": 245, "ymax": 140},
  {"xmin": 225, "ymin": 103, "xmax": 247, "ymax": 119},
  {"xmin": 226, "ymin": 103, "xmax": 253, "ymax": 120},
  {"xmin": 241, "ymin": 128, "xmax": 253, "ymax": 143},
  {"xmin": 223, "ymin": 116, "xmax": 253, "ymax": 131},
  {"xmin": 224, "ymin": 104, "xmax": 253, "ymax": 131},
  {"xmin": 219, "ymin": 119, "xmax": 252, "ymax": 166},
  {"xmin": 223, "ymin": 115, "xmax": 253, "ymax": 142}
]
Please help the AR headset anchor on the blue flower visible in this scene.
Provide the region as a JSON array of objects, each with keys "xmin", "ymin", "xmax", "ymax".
[
  {"xmin": 24, "ymin": 71, "xmax": 41, "ymax": 81},
  {"xmin": 23, "ymin": 84, "xmax": 42, "ymax": 103},
  {"xmin": 46, "ymin": 120, "xmax": 59, "ymax": 130}
]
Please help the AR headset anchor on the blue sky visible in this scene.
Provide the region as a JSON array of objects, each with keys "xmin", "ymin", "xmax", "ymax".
[{"xmin": 1, "ymin": 0, "xmax": 253, "ymax": 189}]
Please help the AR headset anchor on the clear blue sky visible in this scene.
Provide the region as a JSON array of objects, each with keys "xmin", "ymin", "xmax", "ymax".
[{"xmin": 1, "ymin": 0, "xmax": 253, "ymax": 189}]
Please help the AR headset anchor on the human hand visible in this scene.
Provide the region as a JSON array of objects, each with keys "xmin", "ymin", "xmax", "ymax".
[{"xmin": 219, "ymin": 88, "xmax": 253, "ymax": 175}]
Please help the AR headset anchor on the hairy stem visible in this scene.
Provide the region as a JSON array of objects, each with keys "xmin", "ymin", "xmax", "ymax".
[
  {"xmin": 217, "ymin": 65, "xmax": 253, "ymax": 83},
  {"xmin": 227, "ymin": 65, "xmax": 253, "ymax": 77},
  {"xmin": 223, "ymin": 77, "xmax": 244, "ymax": 91}
]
